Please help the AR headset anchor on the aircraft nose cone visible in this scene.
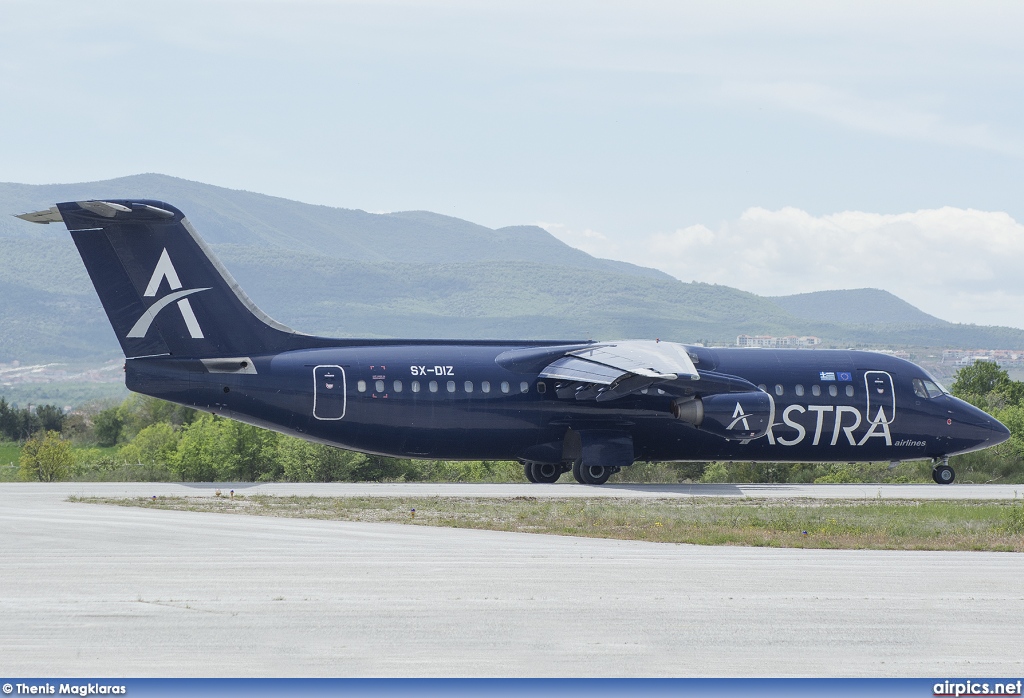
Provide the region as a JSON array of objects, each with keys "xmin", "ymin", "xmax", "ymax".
[
  {"xmin": 989, "ymin": 417, "xmax": 1011, "ymax": 446},
  {"xmin": 947, "ymin": 396, "xmax": 1010, "ymax": 447},
  {"xmin": 954, "ymin": 398, "xmax": 993, "ymax": 427}
]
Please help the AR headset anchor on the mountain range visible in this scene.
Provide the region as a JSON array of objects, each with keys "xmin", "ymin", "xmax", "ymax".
[{"xmin": 2, "ymin": 173, "xmax": 1022, "ymax": 365}]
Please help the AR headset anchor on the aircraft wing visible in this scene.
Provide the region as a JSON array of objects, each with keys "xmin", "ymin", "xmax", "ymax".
[
  {"xmin": 533, "ymin": 340, "xmax": 701, "ymax": 402},
  {"xmin": 563, "ymin": 341, "xmax": 698, "ymax": 380}
]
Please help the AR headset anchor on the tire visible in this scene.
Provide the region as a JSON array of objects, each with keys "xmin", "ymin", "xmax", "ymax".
[
  {"xmin": 523, "ymin": 462, "xmax": 538, "ymax": 483},
  {"xmin": 572, "ymin": 460, "xmax": 611, "ymax": 485},
  {"xmin": 533, "ymin": 462, "xmax": 562, "ymax": 484},
  {"xmin": 932, "ymin": 464, "xmax": 955, "ymax": 484},
  {"xmin": 571, "ymin": 459, "xmax": 586, "ymax": 484}
]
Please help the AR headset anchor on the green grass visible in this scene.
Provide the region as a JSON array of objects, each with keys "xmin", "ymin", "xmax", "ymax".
[
  {"xmin": 0, "ymin": 442, "xmax": 20, "ymax": 481},
  {"xmin": 74, "ymin": 495, "xmax": 1024, "ymax": 552},
  {"xmin": 0, "ymin": 441, "xmax": 20, "ymax": 464}
]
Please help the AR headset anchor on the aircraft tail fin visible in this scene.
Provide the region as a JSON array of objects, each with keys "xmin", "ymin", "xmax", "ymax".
[{"xmin": 18, "ymin": 200, "xmax": 308, "ymax": 359}]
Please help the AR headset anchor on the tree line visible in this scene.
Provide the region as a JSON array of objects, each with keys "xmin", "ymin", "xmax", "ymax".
[
  {"xmin": 0, "ymin": 398, "xmax": 66, "ymax": 441},
  {"xmin": 11, "ymin": 392, "xmax": 524, "ymax": 483}
]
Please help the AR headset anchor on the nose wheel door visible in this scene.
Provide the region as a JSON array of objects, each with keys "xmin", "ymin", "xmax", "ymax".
[{"xmin": 313, "ymin": 365, "xmax": 346, "ymax": 420}]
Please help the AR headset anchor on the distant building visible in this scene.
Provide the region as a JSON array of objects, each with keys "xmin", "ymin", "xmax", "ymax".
[
  {"xmin": 737, "ymin": 334, "xmax": 820, "ymax": 348},
  {"xmin": 869, "ymin": 349, "xmax": 911, "ymax": 359},
  {"xmin": 941, "ymin": 349, "xmax": 1023, "ymax": 367}
]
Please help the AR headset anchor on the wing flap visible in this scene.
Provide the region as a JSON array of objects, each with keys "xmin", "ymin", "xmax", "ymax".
[
  {"xmin": 567, "ymin": 340, "xmax": 698, "ymax": 380},
  {"xmin": 539, "ymin": 356, "xmax": 628, "ymax": 385},
  {"xmin": 536, "ymin": 340, "xmax": 701, "ymax": 401}
]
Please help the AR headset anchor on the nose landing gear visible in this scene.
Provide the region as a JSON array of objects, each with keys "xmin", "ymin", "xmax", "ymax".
[{"xmin": 932, "ymin": 457, "xmax": 955, "ymax": 485}]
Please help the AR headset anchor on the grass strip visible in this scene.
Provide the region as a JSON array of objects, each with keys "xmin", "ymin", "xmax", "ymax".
[{"xmin": 73, "ymin": 495, "xmax": 1024, "ymax": 552}]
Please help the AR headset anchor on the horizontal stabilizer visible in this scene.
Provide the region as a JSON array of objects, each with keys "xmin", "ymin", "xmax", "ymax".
[{"xmin": 15, "ymin": 207, "xmax": 63, "ymax": 224}]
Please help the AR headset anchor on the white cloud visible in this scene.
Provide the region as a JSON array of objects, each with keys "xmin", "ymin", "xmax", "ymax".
[{"xmin": 543, "ymin": 207, "xmax": 1024, "ymax": 329}]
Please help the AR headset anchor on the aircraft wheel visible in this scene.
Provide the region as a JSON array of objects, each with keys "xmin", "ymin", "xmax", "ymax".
[
  {"xmin": 932, "ymin": 464, "xmax": 955, "ymax": 484},
  {"xmin": 523, "ymin": 462, "xmax": 538, "ymax": 483},
  {"xmin": 572, "ymin": 461, "xmax": 611, "ymax": 485},
  {"xmin": 571, "ymin": 459, "xmax": 586, "ymax": 484},
  {"xmin": 533, "ymin": 462, "xmax": 562, "ymax": 484}
]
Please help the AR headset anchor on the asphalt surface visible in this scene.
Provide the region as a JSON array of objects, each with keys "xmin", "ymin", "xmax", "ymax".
[{"xmin": 0, "ymin": 483, "xmax": 1022, "ymax": 677}]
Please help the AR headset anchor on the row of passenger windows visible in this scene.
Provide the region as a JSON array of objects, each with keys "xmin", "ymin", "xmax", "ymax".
[
  {"xmin": 758, "ymin": 383, "xmax": 855, "ymax": 398},
  {"xmin": 355, "ymin": 379, "xmax": 532, "ymax": 395}
]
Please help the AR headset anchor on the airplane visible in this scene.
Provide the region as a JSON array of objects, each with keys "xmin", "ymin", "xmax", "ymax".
[{"xmin": 17, "ymin": 199, "xmax": 1010, "ymax": 485}]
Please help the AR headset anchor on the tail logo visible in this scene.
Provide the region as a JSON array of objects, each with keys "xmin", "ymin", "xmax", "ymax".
[{"xmin": 127, "ymin": 248, "xmax": 211, "ymax": 339}]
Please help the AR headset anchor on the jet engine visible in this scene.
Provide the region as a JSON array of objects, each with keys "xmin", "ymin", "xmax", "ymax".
[{"xmin": 672, "ymin": 391, "xmax": 772, "ymax": 440}]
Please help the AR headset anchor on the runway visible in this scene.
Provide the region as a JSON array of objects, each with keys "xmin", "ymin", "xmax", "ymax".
[
  {"xmin": 1, "ymin": 483, "xmax": 1022, "ymax": 677},
  {"xmin": 6, "ymin": 480, "xmax": 1024, "ymax": 500}
]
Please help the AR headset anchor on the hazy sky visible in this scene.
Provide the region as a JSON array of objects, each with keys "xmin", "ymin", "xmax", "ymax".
[{"xmin": 2, "ymin": 1, "xmax": 1024, "ymax": 327}]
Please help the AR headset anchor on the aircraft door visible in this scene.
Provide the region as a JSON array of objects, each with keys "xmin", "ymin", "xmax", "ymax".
[
  {"xmin": 313, "ymin": 365, "xmax": 346, "ymax": 420},
  {"xmin": 864, "ymin": 371, "xmax": 895, "ymax": 424}
]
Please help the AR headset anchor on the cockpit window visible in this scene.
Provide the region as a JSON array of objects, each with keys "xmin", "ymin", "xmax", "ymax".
[
  {"xmin": 923, "ymin": 371, "xmax": 949, "ymax": 395},
  {"xmin": 913, "ymin": 377, "xmax": 945, "ymax": 399}
]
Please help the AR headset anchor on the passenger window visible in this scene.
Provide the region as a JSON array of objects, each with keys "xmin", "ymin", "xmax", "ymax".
[
  {"xmin": 520, "ymin": 381, "xmax": 529, "ymax": 393},
  {"xmin": 447, "ymin": 381, "xmax": 456, "ymax": 393},
  {"xmin": 375, "ymin": 380, "xmax": 385, "ymax": 393},
  {"xmin": 464, "ymin": 381, "xmax": 474, "ymax": 393},
  {"xmin": 845, "ymin": 385, "xmax": 854, "ymax": 397},
  {"xmin": 774, "ymin": 384, "xmax": 784, "ymax": 396},
  {"xmin": 500, "ymin": 381, "xmax": 510, "ymax": 394},
  {"xmin": 757, "ymin": 384, "xmax": 767, "ymax": 392},
  {"xmin": 811, "ymin": 385, "xmax": 821, "ymax": 397},
  {"xmin": 411, "ymin": 381, "xmax": 421, "ymax": 393},
  {"xmin": 429, "ymin": 380, "xmax": 438, "ymax": 393},
  {"xmin": 393, "ymin": 380, "xmax": 403, "ymax": 393},
  {"xmin": 795, "ymin": 384, "xmax": 805, "ymax": 397},
  {"xmin": 537, "ymin": 381, "xmax": 547, "ymax": 394},
  {"xmin": 828, "ymin": 385, "xmax": 838, "ymax": 397},
  {"xmin": 482, "ymin": 381, "xmax": 491, "ymax": 393},
  {"xmin": 357, "ymin": 380, "xmax": 367, "ymax": 393}
]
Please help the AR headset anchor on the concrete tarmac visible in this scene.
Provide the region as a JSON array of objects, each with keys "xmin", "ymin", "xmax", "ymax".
[
  {"xmin": 6, "ymin": 480, "xmax": 1024, "ymax": 500},
  {"xmin": 0, "ymin": 483, "xmax": 1022, "ymax": 677}
]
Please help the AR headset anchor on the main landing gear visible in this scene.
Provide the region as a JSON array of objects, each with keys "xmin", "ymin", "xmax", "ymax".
[
  {"xmin": 522, "ymin": 460, "xmax": 620, "ymax": 485},
  {"xmin": 572, "ymin": 461, "xmax": 616, "ymax": 485},
  {"xmin": 932, "ymin": 457, "xmax": 955, "ymax": 485},
  {"xmin": 522, "ymin": 461, "xmax": 570, "ymax": 484}
]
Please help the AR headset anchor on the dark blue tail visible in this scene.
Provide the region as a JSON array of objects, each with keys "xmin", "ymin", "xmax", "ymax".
[{"xmin": 48, "ymin": 200, "xmax": 312, "ymax": 359}]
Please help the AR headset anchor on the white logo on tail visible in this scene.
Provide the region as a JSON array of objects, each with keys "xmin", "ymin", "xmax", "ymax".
[{"xmin": 127, "ymin": 249, "xmax": 210, "ymax": 339}]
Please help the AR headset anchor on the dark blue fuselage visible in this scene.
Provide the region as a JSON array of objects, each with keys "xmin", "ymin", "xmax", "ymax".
[{"xmin": 127, "ymin": 343, "xmax": 1006, "ymax": 464}]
